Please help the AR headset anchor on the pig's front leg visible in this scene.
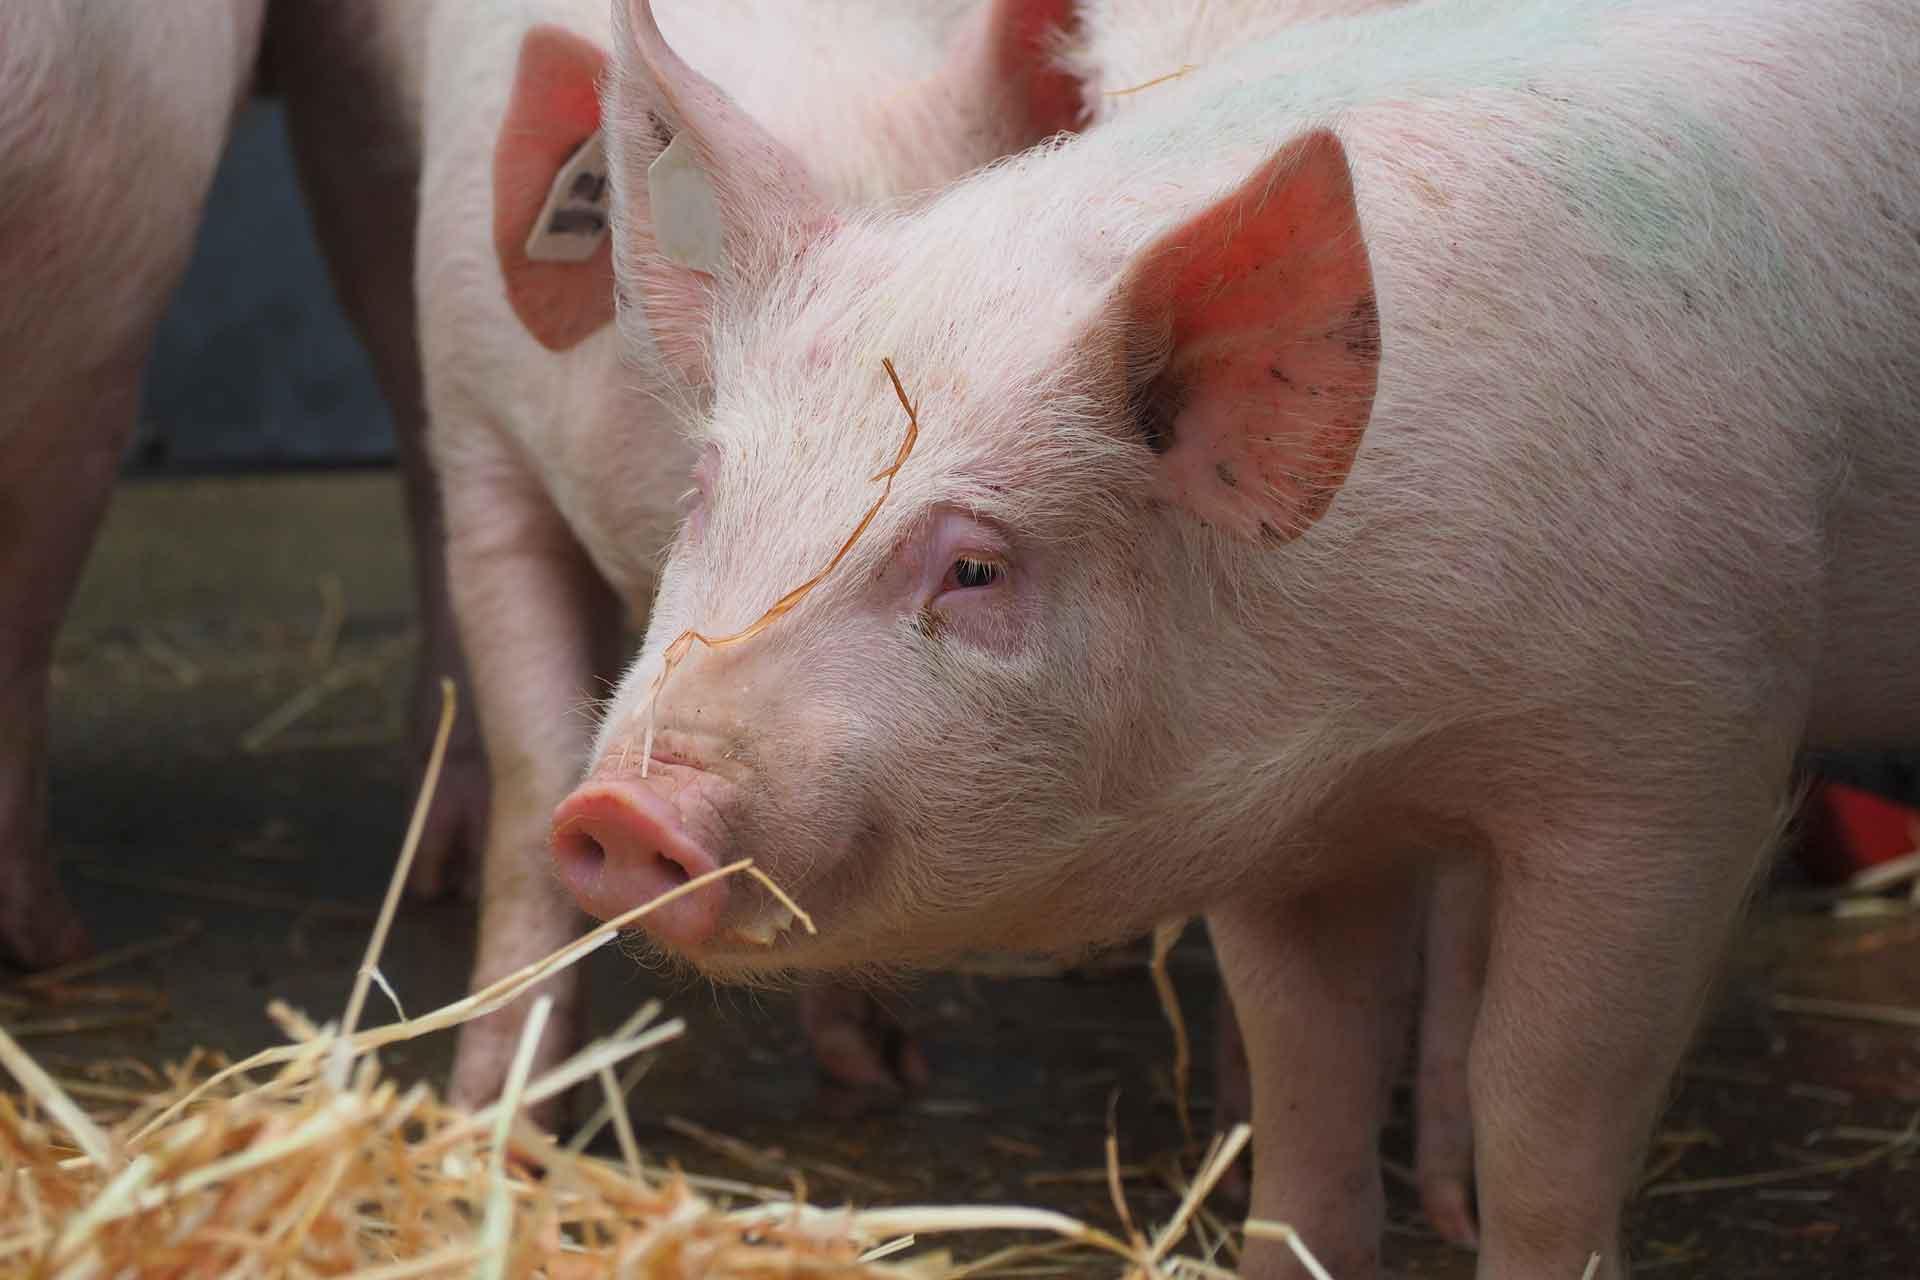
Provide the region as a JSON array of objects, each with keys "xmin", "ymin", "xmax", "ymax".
[
  {"xmin": 1213, "ymin": 865, "xmax": 1488, "ymax": 1240},
  {"xmin": 1209, "ymin": 872, "xmax": 1423, "ymax": 1280},
  {"xmin": 1468, "ymin": 783, "xmax": 1789, "ymax": 1280},
  {"xmin": 438, "ymin": 432, "xmax": 620, "ymax": 1111},
  {"xmin": 1415, "ymin": 857, "xmax": 1489, "ymax": 1248}
]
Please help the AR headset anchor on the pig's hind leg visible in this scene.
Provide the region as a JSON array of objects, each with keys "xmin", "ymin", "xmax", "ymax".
[
  {"xmin": 271, "ymin": 3, "xmax": 488, "ymax": 901},
  {"xmin": 1414, "ymin": 856, "xmax": 1489, "ymax": 1249}
]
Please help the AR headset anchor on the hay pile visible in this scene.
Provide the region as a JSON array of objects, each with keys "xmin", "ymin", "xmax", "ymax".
[
  {"xmin": 0, "ymin": 687, "xmax": 1324, "ymax": 1279},
  {"xmin": 0, "ymin": 893, "xmax": 1286, "ymax": 1280}
]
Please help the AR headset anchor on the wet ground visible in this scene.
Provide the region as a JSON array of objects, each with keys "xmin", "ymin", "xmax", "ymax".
[{"xmin": 12, "ymin": 471, "xmax": 1919, "ymax": 1276}]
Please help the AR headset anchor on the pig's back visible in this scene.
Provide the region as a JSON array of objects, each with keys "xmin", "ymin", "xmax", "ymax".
[
  {"xmin": 1364, "ymin": 0, "xmax": 1920, "ymax": 741},
  {"xmin": 1350, "ymin": 0, "xmax": 1920, "ymax": 746},
  {"xmin": 1068, "ymin": 0, "xmax": 1920, "ymax": 739},
  {"xmin": 1066, "ymin": 0, "xmax": 1417, "ymax": 118}
]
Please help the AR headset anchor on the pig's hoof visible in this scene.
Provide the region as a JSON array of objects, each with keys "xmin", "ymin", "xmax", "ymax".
[
  {"xmin": 1420, "ymin": 1175, "xmax": 1479, "ymax": 1249},
  {"xmin": 405, "ymin": 746, "xmax": 489, "ymax": 901},
  {"xmin": 798, "ymin": 985, "xmax": 931, "ymax": 1095},
  {"xmin": 0, "ymin": 874, "xmax": 91, "ymax": 972}
]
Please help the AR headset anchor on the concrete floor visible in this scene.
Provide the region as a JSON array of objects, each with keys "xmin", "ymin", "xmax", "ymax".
[{"xmin": 15, "ymin": 471, "xmax": 1920, "ymax": 1275}]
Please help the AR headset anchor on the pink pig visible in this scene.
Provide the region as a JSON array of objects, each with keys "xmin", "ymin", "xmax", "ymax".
[
  {"xmin": 553, "ymin": 0, "xmax": 1920, "ymax": 1276},
  {"xmin": 268, "ymin": 0, "xmax": 1091, "ymax": 1109},
  {"xmin": 0, "ymin": 1, "xmax": 265, "ymax": 968}
]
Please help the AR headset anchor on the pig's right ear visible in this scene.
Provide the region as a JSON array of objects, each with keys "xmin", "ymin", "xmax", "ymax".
[
  {"xmin": 607, "ymin": 0, "xmax": 835, "ymax": 385},
  {"xmin": 930, "ymin": 0, "xmax": 1086, "ymax": 147},
  {"xmin": 1109, "ymin": 129, "xmax": 1382, "ymax": 542}
]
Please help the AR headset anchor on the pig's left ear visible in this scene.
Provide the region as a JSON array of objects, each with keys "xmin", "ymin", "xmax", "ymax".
[
  {"xmin": 607, "ymin": 0, "xmax": 835, "ymax": 383},
  {"xmin": 493, "ymin": 28, "xmax": 616, "ymax": 353},
  {"xmin": 1112, "ymin": 129, "xmax": 1381, "ymax": 541}
]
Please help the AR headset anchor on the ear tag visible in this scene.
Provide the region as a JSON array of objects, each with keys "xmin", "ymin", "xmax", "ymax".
[
  {"xmin": 646, "ymin": 132, "xmax": 726, "ymax": 274},
  {"xmin": 524, "ymin": 130, "xmax": 611, "ymax": 263}
]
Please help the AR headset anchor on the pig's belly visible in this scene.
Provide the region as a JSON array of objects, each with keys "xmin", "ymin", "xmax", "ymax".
[{"xmin": 1806, "ymin": 433, "xmax": 1920, "ymax": 749}]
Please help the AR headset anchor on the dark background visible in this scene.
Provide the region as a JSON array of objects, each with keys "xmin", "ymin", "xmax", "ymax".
[{"xmin": 136, "ymin": 102, "xmax": 392, "ymax": 471}]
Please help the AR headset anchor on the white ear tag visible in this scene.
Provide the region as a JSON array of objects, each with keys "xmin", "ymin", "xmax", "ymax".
[
  {"xmin": 646, "ymin": 132, "xmax": 726, "ymax": 274},
  {"xmin": 525, "ymin": 131, "xmax": 611, "ymax": 263}
]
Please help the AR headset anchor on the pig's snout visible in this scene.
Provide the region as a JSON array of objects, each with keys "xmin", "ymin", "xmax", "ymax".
[{"xmin": 550, "ymin": 776, "xmax": 728, "ymax": 948}]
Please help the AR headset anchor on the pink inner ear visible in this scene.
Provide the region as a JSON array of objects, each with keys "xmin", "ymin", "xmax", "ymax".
[
  {"xmin": 1142, "ymin": 130, "xmax": 1381, "ymax": 541},
  {"xmin": 493, "ymin": 26, "xmax": 615, "ymax": 353},
  {"xmin": 988, "ymin": 0, "xmax": 1085, "ymax": 139}
]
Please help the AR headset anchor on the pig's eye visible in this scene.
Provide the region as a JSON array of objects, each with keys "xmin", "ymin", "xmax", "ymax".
[{"xmin": 944, "ymin": 556, "xmax": 1004, "ymax": 591}]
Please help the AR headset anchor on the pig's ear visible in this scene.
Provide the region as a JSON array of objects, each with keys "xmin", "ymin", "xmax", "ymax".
[
  {"xmin": 931, "ymin": 0, "xmax": 1085, "ymax": 147},
  {"xmin": 1114, "ymin": 129, "xmax": 1381, "ymax": 541},
  {"xmin": 607, "ymin": 0, "xmax": 835, "ymax": 383},
  {"xmin": 493, "ymin": 27, "xmax": 616, "ymax": 352}
]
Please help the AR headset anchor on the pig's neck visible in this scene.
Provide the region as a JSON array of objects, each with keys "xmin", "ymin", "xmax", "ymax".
[{"xmin": 1060, "ymin": 514, "xmax": 1516, "ymax": 927}]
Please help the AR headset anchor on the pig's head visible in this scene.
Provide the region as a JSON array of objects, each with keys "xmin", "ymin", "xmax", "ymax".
[{"xmin": 557, "ymin": 59, "xmax": 1382, "ymax": 977}]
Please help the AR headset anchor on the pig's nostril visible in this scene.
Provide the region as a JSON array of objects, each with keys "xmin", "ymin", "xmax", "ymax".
[
  {"xmin": 551, "ymin": 826, "xmax": 607, "ymax": 881},
  {"xmin": 653, "ymin": 851, "xmax": 691, "ymax": 886}
]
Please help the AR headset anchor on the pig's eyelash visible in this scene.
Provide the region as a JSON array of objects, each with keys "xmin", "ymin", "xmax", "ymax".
[{"xmin": 677, "ymin": 486, "xmax": 699, "ymax": 507}]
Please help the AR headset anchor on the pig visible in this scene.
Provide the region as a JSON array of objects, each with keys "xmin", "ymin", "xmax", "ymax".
[
  {"xmin": 273, "ymin": 0, "xmax": 1465, "ymax": 1141},
  {"xmin": 551, "ymin": 0, "xmax": 1920, "ymax": 1276},
  {"xmin": 1065, "ymin": 0, "xmax": 1423, "ymax": 99},
  {"xmin": 271, "ymin": 0, "xmax": 1094, "ymax": 1108},
  {"xmin": 1, "ymin": 1, "xmax": 265, "ymax": 968}
]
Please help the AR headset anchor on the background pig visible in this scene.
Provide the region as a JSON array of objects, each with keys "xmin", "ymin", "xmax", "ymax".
[
  {"xmin": 273, "ymin": 0, "xmax": 1091, "ymax": 1108},
  {"xmin": 552, "ymin": 0, "xmax": 1920, "ymax": 1275},
  {"xmin": 1, "ymin": 1, "xmax": 265, "ymax": 966},
  {"xmin": 1066, "ymin": 0, "xmax": 1420, "ymax": 98}
]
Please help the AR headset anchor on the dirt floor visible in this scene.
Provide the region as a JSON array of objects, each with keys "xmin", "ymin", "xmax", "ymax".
[{"xmin": 11, "ymin": 471, "xmax": 1919, "ymax": 1276}]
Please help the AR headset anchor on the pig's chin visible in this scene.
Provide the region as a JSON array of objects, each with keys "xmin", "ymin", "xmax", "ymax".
[
  {"xmin": 660, "ymin": 862, "xmax": 974, "ymax": 984},
  {"xmin": 663, "ymin": 893, "xmax": 912, "ymax": 982}
]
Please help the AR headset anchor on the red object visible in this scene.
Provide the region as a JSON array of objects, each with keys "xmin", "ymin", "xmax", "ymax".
[
  {"xmin": 494, "ymin": 26, "xmax": 614, "ymax": 353},
  {"xmin": 1796, "ymin": 780, "xmax": 1920, "ymax": 884}
]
